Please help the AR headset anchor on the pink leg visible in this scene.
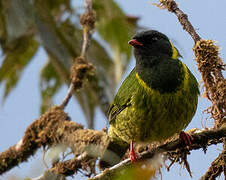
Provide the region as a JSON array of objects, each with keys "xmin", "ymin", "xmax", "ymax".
[
  {"xmin": 179, "ymin": 131, "xmax": 194, "ymax": 146},
  {"xmin": 129, "ymin": 141, "xmax": 137, "ymax": 162}
]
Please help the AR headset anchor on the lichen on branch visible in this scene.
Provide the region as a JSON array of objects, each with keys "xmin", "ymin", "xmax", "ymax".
[
  {"xmin": 155, "ymin": 1, "xmax": 226, "ymax": 179},
  {"xmin": 0, "ymin": 106, "xmax": 108, "ymax": 175},
  {"xmin": 193, "ymin": 40, "xmax": 225, "ymax": 127}
]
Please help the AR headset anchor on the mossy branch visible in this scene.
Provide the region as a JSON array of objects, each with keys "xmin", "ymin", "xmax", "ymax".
[
  {"xmin": 158, "ymin": 0, "xmax": 225, "ymax": 127},
  {"xmin": 0, "ymin": 106, "xmax": 108, "ymax": 175},
  {"xmin": 90, "ymin": 127, "xmax": 226, "ymax": 180},
  {"xmin": 157, "ymin": 0, "xmax": 201, "ymax": 42}
]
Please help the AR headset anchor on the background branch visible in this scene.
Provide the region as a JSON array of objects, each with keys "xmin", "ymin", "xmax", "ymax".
[
  {"xmin": 0, "ymin": 106, "xmax": 108, "ymax": 175},
  {"xmin": 60, "ymin": 0, "xmax": 96, "ymax": 109}
]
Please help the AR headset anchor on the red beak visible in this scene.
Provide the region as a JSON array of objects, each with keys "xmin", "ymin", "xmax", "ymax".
[{"xmin": 128, "ymin": 39, "xmax": 143, "ymax": 47}]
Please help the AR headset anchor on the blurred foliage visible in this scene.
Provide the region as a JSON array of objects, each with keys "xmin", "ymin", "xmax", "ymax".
[
  {"xmin": 114, "ymin": 162, "xmax": 158, "ymax": 180},
  {"xmin": 40, "ymin": 60, "xmax": 62, "ymax": 113},
  {"xmin": 0, "ymin": 37, "xmax": 38, "ymax": 99},
  {"xmin": 0, "ymin": 0, "xmax": 139, "ymax": 128}
]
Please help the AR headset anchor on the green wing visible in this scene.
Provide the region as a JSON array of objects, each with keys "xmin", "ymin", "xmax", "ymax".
[{"xmin": 108, "ymin": 68, "xmax": 137, "ymax": 123}]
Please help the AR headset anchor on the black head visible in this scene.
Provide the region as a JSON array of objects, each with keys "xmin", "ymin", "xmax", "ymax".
[
  {"xmin": 129, "ymin": 31, "xmax": 184, "ymax": 93},
  {"xmin": 129, "ymin": 30, "xmax": 174, "ymax": 60}
]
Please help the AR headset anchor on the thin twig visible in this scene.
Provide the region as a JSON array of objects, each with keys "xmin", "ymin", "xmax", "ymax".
[
  {"xmin": 60, "ymin": 0, "xmax": 94, "ymax": 109},
  {"xmin": 158, "ymin": 0, "xmax": 201, "ymax": 42},
  {"xmin": 60, "ymin": 83, "xmax": 74, "ymax": 108},
  {"xmin": 81, "ymin": 0, "xmax": 92, "ymax": 57},
  {"xmin": 81, "ymin": 30, "xmax": 90, "ymax": 58},
  {"xmin": 81, "ymin": 0, "xmax": 95, "ymax": 57}
]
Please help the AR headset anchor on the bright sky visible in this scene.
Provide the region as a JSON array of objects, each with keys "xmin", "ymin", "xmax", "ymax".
[{"xmin": 0, "ymin": 0, "xmax": 225, "ymax": 179}]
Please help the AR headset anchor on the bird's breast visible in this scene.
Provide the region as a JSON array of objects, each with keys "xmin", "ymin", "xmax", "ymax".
[
  {"xmin": 110, "ymin": 64, "xmax": 197, "ymax": 143},
  {"xmin": 136, "ymin": 58, "xmax": 185, "ymax": 93}
]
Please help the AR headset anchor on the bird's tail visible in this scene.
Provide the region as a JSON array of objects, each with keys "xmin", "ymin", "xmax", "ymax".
[{"xmin": 99, "ymin": 138, "xmax": 129, "ymax": 169}]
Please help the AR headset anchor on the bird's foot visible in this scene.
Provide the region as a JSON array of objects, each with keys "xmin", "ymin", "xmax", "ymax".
[
  {"xmin": 129, "ymin": 141, "xmax": 138, "ymax": 162},
  {"xmin": 179, "ymin": 131, "xmax": 194, "ymax": 146}
]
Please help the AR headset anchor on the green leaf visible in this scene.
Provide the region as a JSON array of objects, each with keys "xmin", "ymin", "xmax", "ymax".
[
  {"xmin": 45, "ymin": 0, "xmax": 71, "ymax": 15},
  {"xmin": 34, "ymin": 2, "xmax": 73, "ymax": 71},
  {"xmin": 2, "ymin": 0, "xmax": 35, "ymax": 42},
  {"xmin": 0, "ymin": 2, "xmax": 7, "ymax": 47},
  {"xmin": 75, "ymin": 89, "xmax": 96, "ymax": 128},
  {"xmin": 0, "ymin": 37, "xmax": 38, "ymax": 100},
  {"xmin": 88, "ymin": 39, "xmax": 114, "ymax": 88},
  {"xmin": 40, "ymin": 61, "xmax": 62, "ymax": 113},
  {"xmin": 114, "ymin": 163, "xmax": 157, "ymax": 180}
]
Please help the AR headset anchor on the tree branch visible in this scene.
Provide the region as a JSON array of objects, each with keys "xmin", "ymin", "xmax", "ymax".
[
  {"xmin": 157, "ymin": 0, "xmax": 200, "ymax": 42},
  {"xmin": 90, "ymin": 127, "xmax": 226, "ymax": 180},
  {"xmin": 1, "ymin": 106, "xmax": 225, "ymax": 177},
  {"xmin": 158, "ymin": 0, "xmax": 225, "ymax": 127},
  {"xmin": 0, "ymin": 106, "xmax": 108, "ymax": 175},
  {"xmin": 157, "ymin": 0, "xmax": 225, "ymax": 178}
]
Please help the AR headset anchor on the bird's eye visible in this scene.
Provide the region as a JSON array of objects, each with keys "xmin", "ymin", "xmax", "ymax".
[{"xmin": 152, "ymin": 37, "xmax": 159, "ymax": 41}]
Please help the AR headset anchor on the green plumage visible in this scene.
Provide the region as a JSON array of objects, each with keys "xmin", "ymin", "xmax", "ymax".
[
  {"xmin": 108, "ymin": 65, "xmax": 198, "ymax": 143},
  {"xmin": 99, "ymin": 30, "xmax": 199, "ymax": 168}
]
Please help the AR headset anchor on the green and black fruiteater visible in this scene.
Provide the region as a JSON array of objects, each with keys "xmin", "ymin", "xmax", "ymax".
[{"xmin": 99, "ymin": 30, "xmax": 200, "ymax": 168}]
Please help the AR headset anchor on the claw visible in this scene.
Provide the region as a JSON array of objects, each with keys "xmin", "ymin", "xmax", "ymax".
[
  {"xmin": 129, "ymin": 141, "xmax": 137, "ymax": 162},
  {"xmin": 179, "ymin": 131, "xmax": 194, "ymax": 146}
]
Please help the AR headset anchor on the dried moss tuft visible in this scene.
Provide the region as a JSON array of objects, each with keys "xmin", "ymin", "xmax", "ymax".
[
  {"xmin": 24, "ymin": 106, "xmax": 72, "ymax": 147},
  {"xmin": 193, "ymin": 40, "xmax": 224, "ymax": 75},
  {"xmin": 207, "ymin": 79, "xmax": 226, "ymax": 126},
  {"xmin": 212, "ymin": 80, "xmax": 226, "ymax": 108},
  {"xmin": 70, "ymin": 57, "xmax": 94, "ymax": 90},
  {"xmin": 0, "ymin": 106, "xmax": 77, "ymax": 174},
  {"xmin": 159, "ymin": 0, "xmax": 177, "ymax": 12},
  {"xmin": 193, "ymin": 40, "xmax": 225, "ymax": 127},
  {"xmin": 80, "ymin": 10, "xmax": 96, "ymax": 31},
  {"xmin": 66, "ymin": 129, "xmax": 108, "ymax": 156},
  {"xmin": 50, "ymin": 129, "xmax": 108, "ymax": 176}
]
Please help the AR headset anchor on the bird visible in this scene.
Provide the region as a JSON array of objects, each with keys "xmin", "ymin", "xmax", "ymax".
[{"xmin": 99, "ymin": 30, "xmax": 199, "ymax": 169}]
